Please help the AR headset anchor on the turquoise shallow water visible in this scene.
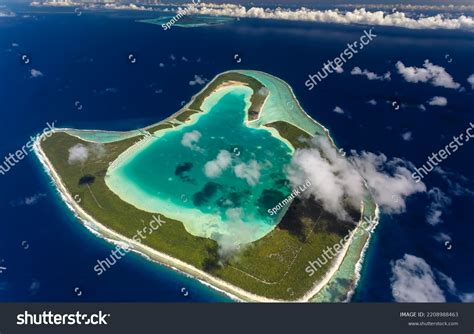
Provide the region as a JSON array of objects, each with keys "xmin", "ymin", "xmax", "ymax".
[{"xmin": 106, "ymin": 86, "xmax": 293, "ymax": 245}]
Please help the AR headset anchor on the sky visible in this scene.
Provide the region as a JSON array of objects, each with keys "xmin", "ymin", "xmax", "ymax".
[{"xmin": 2, "ymin": 0, "xmax": 474, "ymax": 6}]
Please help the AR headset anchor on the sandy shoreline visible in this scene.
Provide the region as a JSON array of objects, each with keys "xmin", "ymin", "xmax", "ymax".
[{"xmin": 32, "ymin": 71, "xmax": 378, "ymax": 302}]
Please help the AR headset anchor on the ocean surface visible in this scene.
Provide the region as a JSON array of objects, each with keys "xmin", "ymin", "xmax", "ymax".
[{"xmin": 0, "ymin": 4, "xmax": 473, "ymax": 302}]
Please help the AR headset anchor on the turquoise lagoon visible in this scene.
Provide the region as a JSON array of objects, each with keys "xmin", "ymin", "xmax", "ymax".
[{"xmin": 105, "ymin": 85, "xmax": 293, "ymax": 245}]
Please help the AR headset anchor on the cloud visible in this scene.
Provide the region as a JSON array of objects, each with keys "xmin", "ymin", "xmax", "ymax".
[
  {"xmin": 257, "ymin": 87, "xmax": 269, "ymax": 96},
  {"xmin": 28, "ymin": 279, "xmax": 41, "ymax": 295},
  {"xmin": 287, "ymin": 137, "xmax": 426, "ymax": 220},
  {"xmin": 367, "ymin": 99, "xmax": 377, "ymax": 106},
  {"xmin": 185, "ymin": 5, "xmax": 474, "ymax": 31},
  {"xmin": 103, "ymin": 3, "xmax": 153, "ymax": 11},
  {"xmin": 401, "ymin": 131, "xmax": 413, "ymax": 141},
  {"xmin": 68, "ymin": 144, "xmax": 89, "ymax": 165},
  {"xmin": 425, "ymin": 187, "xmax": 451, "ymax": 225},
  {"xmin": 181, "ymin": 56, "xmax": 189, "ymax": 62},
  {"xmin": 391, "ymin": 254, "xmax": 446, "ymax": 302},
  {"xmin": 181, "ymin": 130, "xmax": 203, "ymax": 152},
  {"xmin": 204, "ymin": 150, "xmax": 232, "ymax": 178},
  {"xmin": 467, "ymin": 74, "xmax": 474, "ymax": 90},
  {"xmin": 30, "ymin": 0, "xmax": 79, "ymax": 7},
  {"xmin": 433, "ymin": 232, "xmax": 451, "ymax": 243},
  {"xmin": 418, "ymin": 104, "xmax": 426, "ymax": 111},
  {"xmin": 333, "ymin": 106, "xmax": 345, "ymax": 114},
  {"xmin": 189, "ymin": 74, "xmax": 207, "ymax": 86},
  {"xmin": 10, "ymin": 193, "xmax": 46, "ymax": 207},
  {"xmin": 351, "ymin": 67, "xmax": 391, "ymax": 81},
  {"xmin": 349, "ymin": 152, "xmax": 427, "ymax": 214},
  {"xmin": 213, "ymin": 207, "xmax": 261, "ymax": 258},
  {"xmin": 461, "ymin": 293, "xmax": 474, "ymax": 302},
  {"xmin": 233, "ymin": 160, "xmax": 261, "ymax": 186},
  {"xmin": 30, "ymin": 69, "xmax": 43, "ymax": 78},
  {"xmin": 391, "ymin": 254, "xmax": 474, "ymax": 302},
  {"xmin": 396, "ymin": 60, "xmax": 461, "ymax": 89},
  {"xmin": 427, "ymin": 96, "xmax": 448, "ymax": 106},
  {"xmin": 90, "ymin": 143, "xmax": 106, "ymax": 158},
  {"xmin": 286, "ymin": 137, "xmax": 367, "ymax": 221},
  {"xmin": 434, "ymin": 167, "xmax": 474, "ymax": 197},
  {"xmin": 159, "ymin": 63, "xmax": 165, "ymax": 68},
  {"xmin": 0, "ymin": 9, "xmax": 16, "ymax": 17}
]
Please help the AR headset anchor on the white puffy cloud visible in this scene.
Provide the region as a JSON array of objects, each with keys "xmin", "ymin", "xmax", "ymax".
[
  {"xmin": 287, "ymin": 137, "xmax": 426, "ymax": 220},
  {"xmin": 418, "ymin": 104, "xmax": 426, "ymax": 111},
  {"xmin": 30, "ymin": 0, "xmax": 79, "ymax": 7},
  {"xmin": 10, "ymin": 193, "xmax": 47, "ymax": 207},
  {"xmin": 351, "ymin": 67, "xmax": 391, "ymax": 81},
  {"xmin": 68, "ymin": 144, "xmax": 89, "ymax": 165},
  {"xmin": 286, "ymin": 137, "xmax": 367, "ymax": 221},
  {"xmin": 461, "ymin": 293, "xmax": 474, "ymax": 302},
  {"xmin": 391, "ymin": 254, "xmax": 474, "ymax": 302},
  {"xmin": 30, "ymin": 69, "xmax": 43, "ymax": 78},
  {"xmin": 0, "ymin": 9, "xmax": 15, "ymax": 17},
  {"xmin": 103, "ymin": 3, "xmax": 153, "ymax": 11},
  {"xmin": 213, "ymin": 207, "xmax": 261, "ymax": 258},
  {"xmin": 349, "ymin": 152, "xmax": 427, "ymax": 214},
  {"xmin": 367, "ymin": 99, "xmax": 377, "ymax": 106},
  {"xmin": 467, "ymin": 74, "xmax": 474, "ymax": 90},
  {"xmin": 185, "ymin": 5, "xmax": 474, "ymax": 31},
  {"xmin": 233, "ymin": 160, "xmax": 261, "ymax": 186},
  {"xmin": 425, "ymin": 187, "xmax": 451, "ymax": 225},
  {"xmin": 189, "ymin": 74, "xmax": 207, "ymax": 86},
  {"xmin": 181, "ymin": 130, "xmax": 203, "ymax": 152},
  {"xmin": 396, "ymin": 60, "xmax": 461, "ymax": 89},
  {"xmin": 401, "ymin": 131, "xmax": 413, "ymax": 141},
  {"xmin": 204, "ymin": 150, "xmax": 232, "ymax": 178},
  {"xmin": 67, "ymin": 143, "xmax": 105, "ymax": 165},
  {"xmin": 427, "ymin": 96, "xmax": 448, "ymax": 106},
  {"xmin": 333, "ymin": 106, "xmax": 345, "ymax": 114},
  {"xmin": 391, "ymin": 254, "xmax": 446, "ymax": 302}
]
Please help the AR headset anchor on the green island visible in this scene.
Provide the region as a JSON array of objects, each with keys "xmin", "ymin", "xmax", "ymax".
[{"xmin": 34, "ymin": 70, "xmax": 378, "ymax": 302}]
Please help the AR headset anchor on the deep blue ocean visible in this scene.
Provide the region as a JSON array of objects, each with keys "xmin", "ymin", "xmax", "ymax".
[{"xmin": 0, "ymin": 4, "xmax": 473, "ymax": 302}]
